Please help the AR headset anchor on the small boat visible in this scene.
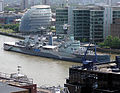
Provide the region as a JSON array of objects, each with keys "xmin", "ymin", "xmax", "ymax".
[{"xmin": 10, "ymin": 66, "xmax": 33, "ymax": 84}]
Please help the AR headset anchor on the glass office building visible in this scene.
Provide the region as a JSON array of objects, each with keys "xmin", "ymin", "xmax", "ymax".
[
  {"xmin": 73, "ymin": 9, "xmax": 90, "ymax": 41},
  {"xmin": 73, "ymin": 6, "xmax": 104, "ymax": 42},
  {"xmin": 90, "ymin": 10, "xmax": 104, "ymax": 42},
  {"xmin": 56, "ymin": 8, "xmax": 68, "ymax": 35},
  {"xmin": 20, "ymin": 5, "xmax": 52, "ymax": 33}
]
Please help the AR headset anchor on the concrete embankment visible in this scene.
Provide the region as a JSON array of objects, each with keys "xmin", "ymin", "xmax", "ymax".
[
  {"xmin": 0, "ymin": 31, "xmax": 25, "ymax": 39},
  {"xmin": 97, "ymin": 47, "xmax": 120, "ymax": 54}
]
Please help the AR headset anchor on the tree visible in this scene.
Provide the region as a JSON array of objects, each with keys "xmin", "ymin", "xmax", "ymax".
[
  {"xmin": 104, "ymin": 35, "xmax": 113, "ymax": 46},
  {"xmin": 81, "ymin": 38, "xmax": 89, "ymax": 42},
  {"xmin": 98, "ymin": 35, "xmax": 120, "ymax": 49},
  {"xmin": 4, "ymin": 7, "xmax": 15, "ymax": 11},
  {"xmin": 111, "ymin": 37, "xmax": 120, "ymax": 49},
  {"xmin": 0, "ymin": 24, "xmax": 2, "ymax": 28},
  {"xmin": 98, "ymin": 42, "xmax": 105, "ymax": 47},
  {"xmin": 10, "ymin": 24, "xmax": 19, "ymax": 32},
  {"xmin": 1, "ymin": 24, "xmax": 20, "ymax": 33}
]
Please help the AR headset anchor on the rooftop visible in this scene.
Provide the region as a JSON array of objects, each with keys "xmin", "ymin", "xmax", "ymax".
[
  {"xmin": 74, "ymin": 5, "xmax": 105, "ymax": 10},
  {"xmin": 31, "ymin": 5, "xmax": 50, "ymax": 9},
  {"xmin": 0, "ymin": 71, "xmax": 33, "ymax": 86},
  {"xmin": 71, "ymin": 63, "xmax": 120, "ymax": 74},
  {"xmin": 0, "ymin": 82, "xmax": 28, "ymax": 93}
]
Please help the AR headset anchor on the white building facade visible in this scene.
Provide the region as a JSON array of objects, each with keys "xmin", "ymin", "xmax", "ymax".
[
  {"xmin": 103, "ymin": 5, "xmax": 113, "ymax": 39},
  {"xmin": 20, "ymin": 5, "xmax": 52, "ymax": 33},
  {"xmin": 0, "ymin": 0, "xmax": 4, "ymax": 12}
]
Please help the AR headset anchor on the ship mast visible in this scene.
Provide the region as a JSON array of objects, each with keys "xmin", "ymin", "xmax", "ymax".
[{"xmin": 17, "ymin": 65, "xmax": 22, "ymax": 74}]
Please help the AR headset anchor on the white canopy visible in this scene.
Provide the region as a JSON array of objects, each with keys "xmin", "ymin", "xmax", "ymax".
[{"xmin": 42, "ymin": 45, "xmax": 57, "ymax": 49}]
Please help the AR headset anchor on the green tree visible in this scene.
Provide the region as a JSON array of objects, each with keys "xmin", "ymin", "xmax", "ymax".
[
  {"xmin": 81, "ymin": 38, "xmax": 89, "ymax": 42},
  {"xmin": 0, "ymin": 24, "xmax": 2, "ymax": 28},
  {"xmin": 99, "ymin": 35, "xmax": 120, "ymax": 49},
  {"xmin": 111, "ymin": 37, "xmax": 120, "ymax": 49},
  {"xmin": 98, "ymin": 42, "xmax": 105, "ymax": 48},
  {"xmin": 4, "ymin": 24, "xmax": 9, "ymax": 29},
  {"xmin": 10, "ymin": 24, "xmax": 19, "ymax": 32},
  {"xmin": 1, "ymin": 24, "xmax": 19, "ymax": 32},
  {"xmin": 4, "ymin": 7, "xmax": 15, "ymax": 11},
  {"xmin": 104, "ymin": 35, "xmax": 113, "ymax": 46}
]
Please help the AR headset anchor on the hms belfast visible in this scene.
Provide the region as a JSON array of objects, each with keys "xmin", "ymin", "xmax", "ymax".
[{"xmin": 3, "ymin": 34, "xmax": 110, "ymax": 63}]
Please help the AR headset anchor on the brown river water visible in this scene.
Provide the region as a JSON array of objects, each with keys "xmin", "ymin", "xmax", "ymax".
[{"xmin": 0, "ymin": 35, "xmax": 118, "ymax": 87}]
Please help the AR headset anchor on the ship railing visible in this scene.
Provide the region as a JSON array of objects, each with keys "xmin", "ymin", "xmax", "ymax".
[
  {"xmin": 0, "ymin": 72, "xmax": 33, "ymax": 84},
  {"xmin": 0, "ymin": 72, "xmax": 11, "ymax": 79},
  {"xmin": 38, "ymin": 86, "xmax": 70, "ymax": 93},
  {"xmin": 11, "ymin": 78, "xmax": 33, "ymax": 84}
]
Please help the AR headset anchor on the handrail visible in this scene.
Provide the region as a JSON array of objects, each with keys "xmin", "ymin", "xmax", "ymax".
[{"xmin": 0, "ymin": 72, "xmax": 33, "ymax": 84}]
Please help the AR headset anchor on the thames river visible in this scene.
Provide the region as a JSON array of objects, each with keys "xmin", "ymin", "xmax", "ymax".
[
  {"xmin": 0, "ymin": 35, "xmax": 79, "ymax": 87},
  {"xmin": 0, "ymin": 35, "xmax": 118, "ymax": 87}
]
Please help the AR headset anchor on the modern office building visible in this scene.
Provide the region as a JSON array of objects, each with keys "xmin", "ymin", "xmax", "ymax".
[
  {"xmin": 56, "ymin": 7, "xmax": 68, "ymax": 35},
  {"xmin": 68, "ymin": 0, "xmax": 120, "ymax": 6},
  {"xmin": 111, "ymin": 18, "xmax": 120, "ymax": 38},
  {"xmin": 68, "ymin": 5, "xmax": 80, "ymax": 36},
  {"xmin": 73, "ymin": 9, "xmax": 90, "ymax": 41},
  {"xmin": 49, "ymin": 0, "xmax": 67, "ymax": 7},
  {"xmin": 20, "ymin": 5, "xmax": 52, "ymax": 33},
  {"xmin": 56, "ymin": 5, "xmax": 105, "ymax": 42},
  {"xmin": 56, "ymin": 5, "xmax": 77, "ymax": 36},
  {"xmin": 31, "ymin": 0, "xmax": 67, "ymax": 8},
  {"xmin": 90, "ymin": 9, "xmax": 104, "ymax": 42},
  {"xmin": 42, "ymin": 0, "xmax": 49, "ymax": 5},
  {"xmin": 103, "ymin": 5, "xmax": 112, "ymax": 39},
  {"xmin": 110, "ymin": 6, "xmax": 120, "ymax": 38},
  {"xmin": 21, "ymin": 0, "xmax": 28, "ymax": 10},
  {"xmin": 73, "ymin": 6, "xmax": 104, "ymax": 42},
  {"xmin": 112, "ymin": 6, "xmax": 120, "ymax": 23},
  {"xmin": 55, "ymin": 5, "xmax": 120, "ymax": 42},
  {"xmin": 30, "ymin": 0, "xmax": 35, "ymax": 7},
  {"xmin": 0, "ymin": 0, "xmax": 4, "ymax": 12}
]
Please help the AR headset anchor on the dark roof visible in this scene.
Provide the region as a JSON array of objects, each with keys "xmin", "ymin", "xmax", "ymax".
[{"xmin": 0, "ymin": 82, "xmax": 27, "ymax": 93}]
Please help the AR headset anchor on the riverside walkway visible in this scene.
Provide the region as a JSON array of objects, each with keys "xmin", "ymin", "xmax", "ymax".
[{"xmin": 0, "ymin": 31, "xmax": 25, "ymax": 39}]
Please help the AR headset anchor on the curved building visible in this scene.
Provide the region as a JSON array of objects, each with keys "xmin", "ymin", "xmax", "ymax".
[{"xmin": 20, "ymin": 5, "xmax": 52, "ymax": 33}]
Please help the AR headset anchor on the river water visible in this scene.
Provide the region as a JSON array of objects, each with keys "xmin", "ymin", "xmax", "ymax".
[
  {"xmin": 0, "ymin": 35, "xmax": 119, "ymax": 87},
  {"xmin": 0, "ymin": 35, "xmax": 80, "ymax": 87}
]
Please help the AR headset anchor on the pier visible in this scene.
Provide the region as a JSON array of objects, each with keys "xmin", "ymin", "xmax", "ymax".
[
  {"xmin": 65, "ymin": 56, "xmax": 120, "ymax": 93},
  {"xmin": 0, "ymin": 72, "xmax": 36, "ymax": 93}
]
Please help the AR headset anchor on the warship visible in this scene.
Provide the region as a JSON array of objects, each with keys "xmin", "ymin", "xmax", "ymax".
[{"xmin": 3, "ymin": 34, "xmax": 110, "ymax": 63}]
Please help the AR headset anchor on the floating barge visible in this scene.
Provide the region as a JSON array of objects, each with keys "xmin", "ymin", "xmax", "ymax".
[{"xmin": 65, "ymin": 56, "xmax": 120, "ymax": 93}]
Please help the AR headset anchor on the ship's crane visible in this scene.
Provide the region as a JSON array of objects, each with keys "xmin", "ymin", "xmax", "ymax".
[{"xmin": 82, "ymin": 43, "xmax": 97, "ymax": 70}]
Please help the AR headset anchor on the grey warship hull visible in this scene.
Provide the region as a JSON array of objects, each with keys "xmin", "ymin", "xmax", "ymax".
[{"xmin": 4, "ymin": 43, "xmax": 110, "ymax": 63}]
